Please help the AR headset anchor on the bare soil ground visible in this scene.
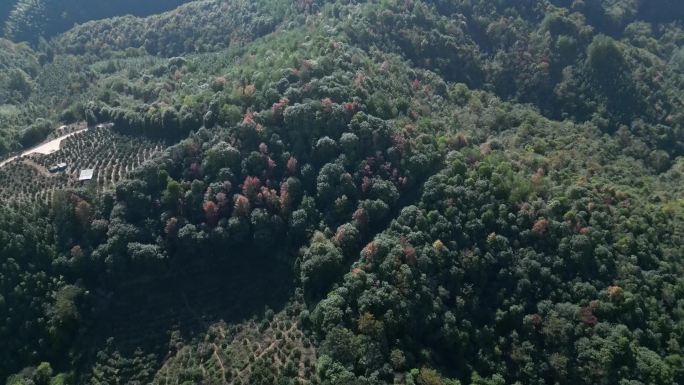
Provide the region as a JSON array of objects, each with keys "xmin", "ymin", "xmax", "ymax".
[{"xmin": 0, "ymin": 128, "xmax": 88, "ymax": 168}]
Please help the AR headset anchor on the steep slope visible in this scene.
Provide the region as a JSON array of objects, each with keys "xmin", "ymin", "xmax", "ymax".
[
  {"xmin": 53, "ymin": 0, "xmax": 282, "ymax": 57},
  {"xmin": 0, "ymin": 0, "xmax": 292, "ymax": 158},
  {"xmin": 0, "ymin": 38, "xmax": 41, "ymax": 153},
  {"xmin": 3, "ymin": 0, "xmax": 193, "ymax": 44},
  {"xmin": 1, "ymin": 1, "xmax": 683, "ymax": 385},
  {"xmin": 0, "ymin": 1, "xmax": 18, "ymax": 30}
]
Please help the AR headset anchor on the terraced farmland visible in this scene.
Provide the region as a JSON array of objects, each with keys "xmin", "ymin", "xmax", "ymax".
[
  {"xmin": 153, "ymin": 309, "xmax": 317, "ymax": 385},
  {"xmin": 73, "ymin": 252, "xmax": 296, "ymax": 385},
  {"xmin": 0, "ymin": 126, "xmax": 165, "ymax": 203}
]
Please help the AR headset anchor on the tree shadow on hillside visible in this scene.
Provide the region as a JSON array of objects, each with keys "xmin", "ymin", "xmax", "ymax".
[{"xmin": 71, "ymin": 249, "xmax": 294, "ymax": 379}]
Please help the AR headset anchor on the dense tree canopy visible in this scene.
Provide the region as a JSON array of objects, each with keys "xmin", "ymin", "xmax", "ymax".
[
  {"xmin": 2, "ymin": 0, "xmax": 193, "ymax": 44},
  {"xmin": 0, "ymin": 1, "xmax": 682, "ymax": 385}
]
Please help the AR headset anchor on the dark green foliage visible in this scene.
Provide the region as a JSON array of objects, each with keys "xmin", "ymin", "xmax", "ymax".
[
  {"xmin": 3, "ymin": 0, "xmax": 192, "ymax": 44},
  {"xmin": 313, "ymin": 152, "xmax": 683, "ymax": 384},
  {"xmin": 18, "ymin": 117, "xmax": 51, "ymax": 147},
  {"xmin": 53, "ymin": 0, "xmax": 279, "ymax": 57},
  {"xmin": 0, "ymin": 1, "xmax": 682, "ymax": 384},
  {"xmin": 301, "ymin": 232, "xmax": 345, "ymax": 298},
  {"xmin": 0, "ymin": 1, "xmax": 19, "ymax": 29},
  {"xmin": 587, "ymin": 35, "xmax": 629, "ymax": 84},
  {"xmin": 0, "ymin": 204, "xmax": 70, "ymax": 378}
]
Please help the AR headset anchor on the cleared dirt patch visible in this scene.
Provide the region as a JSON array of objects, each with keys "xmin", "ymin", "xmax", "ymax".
[{"xmin": 0, "ymin": 128, "xmax": 88, "ymax": 168}]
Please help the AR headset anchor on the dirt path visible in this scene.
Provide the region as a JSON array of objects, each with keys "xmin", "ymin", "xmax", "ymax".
[
  {"xmin": 21, "ymin": 159, "xmax": 52, "ymax": 177},
  {"xmin": 0, "ymin": 128, "xmax": 88, "ymax": 168},
  {"xmin": 238, "ymin": 322, "xmax": 298, "ymax": 377},
  {"xmin": 211, "ymin": 344, "xmax": 228, "ymax": 381}
]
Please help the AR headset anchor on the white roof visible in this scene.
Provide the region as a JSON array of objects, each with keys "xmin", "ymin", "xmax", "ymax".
[{"xmin": 79, "ymin": 169, "xmax": 94, "ymax": 181}]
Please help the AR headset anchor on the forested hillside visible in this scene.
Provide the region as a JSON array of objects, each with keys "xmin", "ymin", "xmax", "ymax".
[
  {"xmin": 1, "ymin": 1, "xmax": 683, "ymax": 385},
  {"xmin": 0, "ymin": 1, "xmax": 19, "ymax": 30},
  {"xmin": 1, "ymin": 0, "xmax": 193, "ymax": 44}
]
